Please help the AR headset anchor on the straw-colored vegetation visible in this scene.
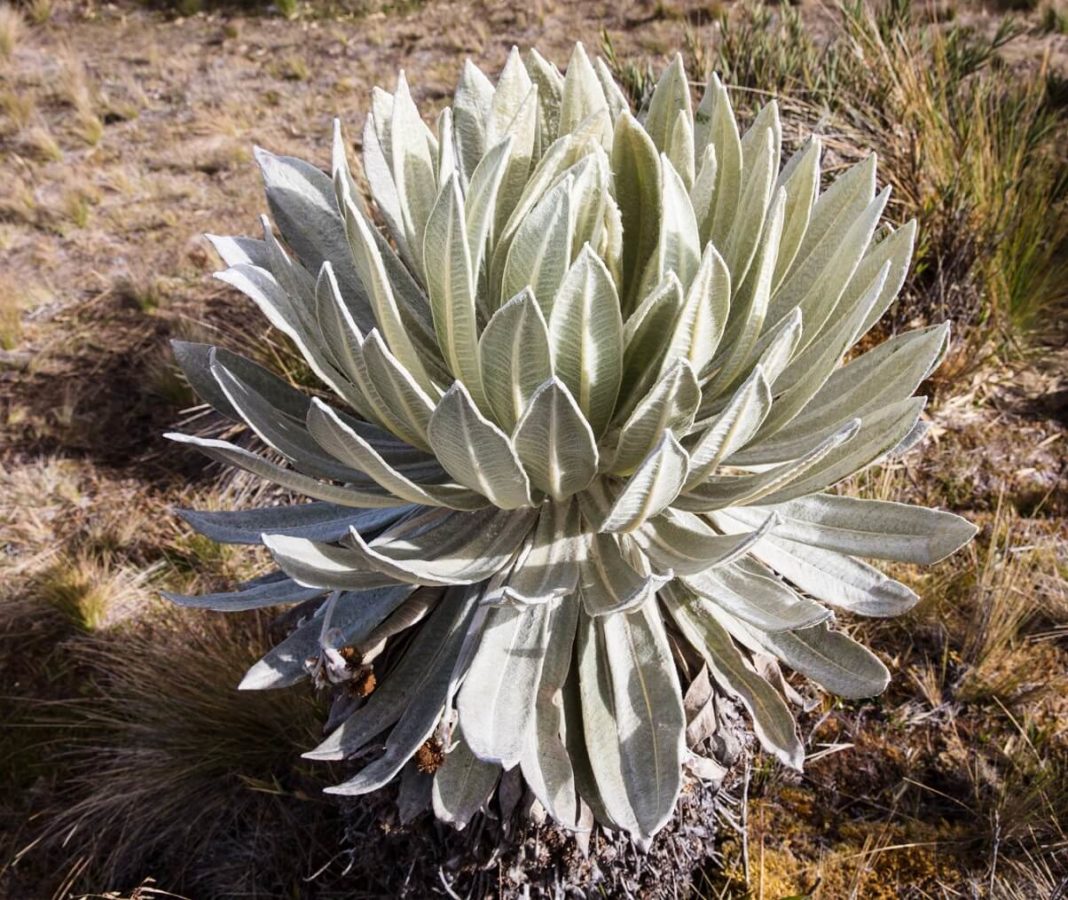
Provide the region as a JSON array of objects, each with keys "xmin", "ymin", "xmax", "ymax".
[{"xmin": 0, "ymin": 0, "xmax": 1064, "ymax": 897}]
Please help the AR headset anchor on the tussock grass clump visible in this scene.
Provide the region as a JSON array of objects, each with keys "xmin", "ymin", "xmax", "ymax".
[
  {"xmin": 31, "ymin": 551, "xmax": 154, "ymax": 631},
  {"xmin": 37, "ymin": 612, "xmax": 338, "ymax": 898},
  {"xmin": 674, "ymin": 1, "xmax": 1068, "ymax": 345}
]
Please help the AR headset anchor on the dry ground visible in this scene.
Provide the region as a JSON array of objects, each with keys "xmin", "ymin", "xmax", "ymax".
[{"xmin": 1, "ymin": 0, "xmax": 1066, "ymax": 897}]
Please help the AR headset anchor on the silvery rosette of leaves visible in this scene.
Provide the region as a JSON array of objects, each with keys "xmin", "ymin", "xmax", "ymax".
[{"xmin": 166, "ymin": 44, "xmax": 976, "ymax": 845}]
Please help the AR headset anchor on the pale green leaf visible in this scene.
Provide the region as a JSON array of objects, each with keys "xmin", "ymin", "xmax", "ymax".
[
  {"xmin": 558, "ymin": 42, "xmax": 610, "ymax": 141},
  {"xmin": 428, "ymin": 381, "xmax": 534, "ymax": 509},
  {"xmin": 612, "ymin": 112, "xmax": 662, "ymax": 311},
  {"xmin": 423, "ymin": 175, "xmax": 484, "ymax": 404},
  {"xmin": 634, "ymin": 507, "xmax": 778, "ymax": 576},
  {"xmin": 579, "ymin": 601, "xmax": 685, "ymax": 845},
  {"xmin": 458, "ymin": 601, "xmax": 554, "ymax": 766},
  {"xmin": 306, "ymin": 398, "xmax": 487, "ymax": 511},
  {"xmin": 683, "ymin": 557, "xmax": 831, "ymax": 632},
  {"xmin": 432, "ymin": 731, "xmax": 501, "ymax": 828},
  {"xmin": 662, "ymin": 582, "xmax": 803, "ymax": 769},
  {"xmin": 165, "ymin": 432, "xmax": 399, "ymax": 509},
  {"xmin": 600, "ymin": 431, "xmax": 690, "ymax": 532},
  {"xmin": 610, "ymin": 360, "xmax": 700, "ymax": 475},
  {"xmin": 547, "ymin": 245, "xmax": 624, "ymax": 436},
  {"xmin": 513, "ymin": 378, "xmax": 599, "ymax": 500},
  {"xmin": 501, "ymin": 175, "xmax": 573, "ymax": 314},
  {"xmin": 520, "ymin": 594, "xmax": 581, "ymax": 828},
  {"xmin": 754, "ymin": 622, "xmax": 890, "ymax": 699},
  {"xmin": 479, "ymin": 289, "xmax": 553, "ymax": 430}
]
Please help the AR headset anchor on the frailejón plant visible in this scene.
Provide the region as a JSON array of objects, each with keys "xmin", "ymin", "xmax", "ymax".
[{"xmin": 166, "ymin": 44, "xmax": 976, "ymax": 845}]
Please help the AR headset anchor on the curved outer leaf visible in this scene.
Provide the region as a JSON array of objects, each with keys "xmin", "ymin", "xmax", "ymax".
[
  {"xmin": 358, "ymin": 330, "xmax": 441, "ymax": 438},
  {"xmin": 214, "ymin": 264, "xmax": 362, "ymax": 412},
  {"xmin": 306, "ymin": 398, "xmax": 487, "ymax": 511},
  {"xmin": 262, "ymin": 533, "xmax": 400, "ymax": 591},
  {"xmin": 771, "ymin": 136, "xmax": 821, "ymax": 290},
  {"xmin": 752, "ymin": 621, "xmax": 890, "ymax": 700},
  {"xmin": 633, "ymin": 508, "xmax": 779, "ymax": 576},
  {"xmin": 750, "ymin": 535, "xmax": 919, "ymax": 617},
  {"xmin": 240, "ymin": 584, "xmax": 414, "ymax": 689},
  {"xmin": 338, "ymin": 191, "xmax": 437, "ymax": 393},
  {"xmin": 479, "ymin": 289, "xmax": 553, "ymax": 431},
  {"xmin": 705, "ymin": 187, "xmax": 786, "ymax": 393},
  {"xmin": 726, "ymin": 493, "xmax": 976, "ymax": 565},
  {"xmin": 458, "ymin": 600, "xmax": 554, "ymax": 766},
  {"xmin": 685, "ymin": 366, "xmax": 772, "ymax": 489},
  {"xmin": 209, "ymin": 353, "xmax": 366, "ymax": 485},
  {"xmin": 610, "ymin": 360, "xmax": 701, "ymax": 475},
  {"xmin": 548, "ymin": 246, "xmax": 624, "ymax": 436},
  {"xmin": 165, "ymin": 433, "xmax": 400, "ymax": 509},
  {"xmin": 724, "ymin": 119, "xmax": 777, "ymax": 285},
  {"xmin": 683, "ymin": 557, "xmax": 831, "ymax": 633},
  {"xmin": 856, "ymin": 220, "xmax": 917, "ymax": 337},
  {"xmin": 513, "ymin": 379, "xmax": 599, "ymax": 500},
  {"xmin": 432, "ymin": 730, "xmax": 501, "ymax": 829},
  {"xmin": 323, "ymin": 590, "xmax": 485, "ymax": 794},
  {"xmin": 758, "ymin": 398, "xmax": 924, "ymax": 505},
  {"xmin": 578, "ymin": 600, "xmax": 686, "ymax": 847},
  {"xmin": 172, "ymin": 340, "xmax": 304, "ymax": 423},
  {"xmin": 341, "ymin": 506, "xmax": 538, "ymax": 587},
  {"xmin": 520, "ymin": 594, "xmax": 581, "ymax": 828},
  {"xmin": 163, "ymin": 574, "xmax": 324, "ymax": 612},
  {"xmin": 428, "ymin": 381, "xmax": 534, "ymax": 510},
  {"xmin": 676, "ymin": 420, "xmax": 859, "ymax": 513},
  {"xmin": 306, "ymin": 583, "xmax": 479, "ymax": 761},
  {"xmin": 735, "ymin": 323, "xmax": 946, "ymax": 465},
  {"xmin": 175, "ymin": 503, "xmax": 410, "ymax": 546},
  {"xmin": 253, "ymin": 148, "xmax": 374, "ymax": 332},
  {"xmin": 662, "ymin": 582, "xmax": 803, "ymax": 769}
]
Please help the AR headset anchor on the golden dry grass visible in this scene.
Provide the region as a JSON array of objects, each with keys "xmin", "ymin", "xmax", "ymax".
[{"xmin": 0, "ymin": 3, "xmax": 20, "ymax": 60}]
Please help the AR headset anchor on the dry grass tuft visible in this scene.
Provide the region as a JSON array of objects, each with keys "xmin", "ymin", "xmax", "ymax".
[
  {"xmin": 34, "ymin": 611, "xmax": 338, "ymax": 898},
  {"xmin": 0, "ymin": 3, "xmax": 20, "ymax": 60},
  {"xmin": 0, "ymin": 87, "xmax": 35, "ymax": 129},
  {"xmin": 0, "ymin": 283, "xmax": 22, "ymax": 350},
  {"xmin": 25, "ymin": 0, "xmax": 52, "ymax": 26},
  {"xmin": 20, "ymin": 122, "xmax": 62, "ymax": 161},
  {"xmin": 30, "ymin": 552, "xmax": 155, "ymax": 631}
]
